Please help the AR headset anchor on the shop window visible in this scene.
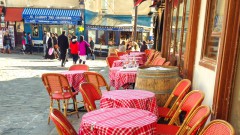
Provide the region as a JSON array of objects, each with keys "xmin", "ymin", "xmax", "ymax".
[
  {"xmin": 167, "ymin": 0, "xmax": 190, "ymax": 76},
  {"xmin": 199, "ymin": 0, "xmax": 226, "ymax": 70},
  {"xmin": 97, "ymin": 30, "xmax": 106, "ymax": 45},
  {"xmin": 88, "ymin": 30, "xmax": 96, "ymax": 43}
]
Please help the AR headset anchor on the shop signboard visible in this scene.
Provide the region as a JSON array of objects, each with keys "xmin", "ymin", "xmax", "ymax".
[
  {"xmin": 23, "ymin": 15, "xmax": 80, "ymax": 22},
  {"xmin": 24, "ymin": 19, "xmax": 78, "ymax": 25}
]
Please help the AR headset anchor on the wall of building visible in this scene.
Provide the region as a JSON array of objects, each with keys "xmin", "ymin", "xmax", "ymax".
[
  {"xmin": 6, "ymin": 0, "xmax": 79, "ymax": 9},
  {"xmin": 85, "ymin": 0, "xmax": 151, "ymax": 15},
  {"xmin": 113, "ymin": 0, "xmax": 151, "ymax": 15},
  {"xmin": 192, "ymin": 0, "xmax": 217, "ymax": 110}
]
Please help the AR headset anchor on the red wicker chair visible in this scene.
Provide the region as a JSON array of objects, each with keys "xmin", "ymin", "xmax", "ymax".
[
  {"xmin": 199, "ymin": 120, "xmax": 235, "ymax": 135},
  {"xmin": 69, "ymin": 64, "xmax": 89, "ymax": 71},
  {"xmin": 158, "ymin": 79, "xmax": 191, "ymax": 120},
  {"xmin": 50, "ymin": 109, "xmax": 78, "ymax": 135},
  {"xmin": 83, "ymin": 71, "xmax": 110, "ymax": 93},
  {"xmin": 106, "ymin": 56, "xmax": 119, "ymax": 68},
  {"xmin": 157, "ymin": 105, "xmax": 210, "ymax": 135},
  {"xmin": 167, "ymin": 90, "xmax": 205, "ymax": 125},
  {"xmin": 163, "ymin": 61, "xmax": 171, "ymax": 66},
  {"xmin": 151, "ymin": 57, "xmax": 166, "ymax": 66},
  {"xmin": 42, "ymin": 73, "xmax": 79, "ymax": 124},
  {"xmin": 79, "ymin": 82, "xmax": 101, "ymax": 112}
]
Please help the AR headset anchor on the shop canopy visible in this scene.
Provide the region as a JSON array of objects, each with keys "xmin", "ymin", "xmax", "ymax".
[
  {"xmin": 22, "ymin": 8, "xmax": 82, "ymax": 25},
  {"xmin": 4, "ymin": 7, "xmax": 24, "ymax": 22},
  {"xmin": 86, "ymin": 15, "xmax": 149, "ymax": 32}
]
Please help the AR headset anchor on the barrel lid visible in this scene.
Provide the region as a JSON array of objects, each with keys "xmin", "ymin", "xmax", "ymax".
[{"xmin": 138, "ymin": 65, "xmax": 179, "ymax": 72}]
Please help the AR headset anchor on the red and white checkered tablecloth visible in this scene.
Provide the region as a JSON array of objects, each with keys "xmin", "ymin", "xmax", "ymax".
[
  {"xmin": 109, "ymin": 67, "xmax": 137, "ymax": 90},
  {"xmin": 120, "ymin": 54, "xmax": 146, "ymax": 65},
  {"xmin": 130, "ymin": 52, "xmax": 145, "ymax": 56},
  {"xmin": 112, "ymin": 60, "xmax": 140, "ymax": 68},
  {"xmin": 79, "ymin": 108, "xmax": 157, "ymax": 135},
  {"xmin": 109, "ymin": 67, "xmax": 123, "ymax": 87},
  {"xmin": 100, "ymin": 90, "xmax": 158, "ymax": 116},
  {"xmin": 61, "ymin": 70, "xmax": 86, "ymax": 91},
  {"xmin": 114, "ymin": 70, "xmax": 137, "ymax": 90},
  {"xmin": 112, "ymin": 60, "xmax": 125, "ymax": 67}
]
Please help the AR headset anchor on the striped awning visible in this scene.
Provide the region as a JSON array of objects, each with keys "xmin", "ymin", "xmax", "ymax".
[{"xmin": 22, "ymin": 8, "xmax": 82, "ymax": 25}]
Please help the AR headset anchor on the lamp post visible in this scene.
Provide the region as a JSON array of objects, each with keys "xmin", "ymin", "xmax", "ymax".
[
  {"xmin": 132, "ymin": 6, "xmax": 138, "ymax": 42},
  {"xmin": 79, "ymin": 0, "xmax": 85, "ymax": 38}
]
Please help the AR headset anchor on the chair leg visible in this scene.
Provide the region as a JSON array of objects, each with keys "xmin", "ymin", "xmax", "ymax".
[
  {"xmin": 73, "ymin": 97, "xmax": 79, "ymax": 118},
  {"xmin": 57, "ymin": 100, "xmax": 61, "ymax": 110},
  {"xmin": 48, "ymin": 100, "xmax": 53, "ymax": 124},
  {"xmin": 63, "ymin": 100, "xmax": 67, "ymax": 117}
]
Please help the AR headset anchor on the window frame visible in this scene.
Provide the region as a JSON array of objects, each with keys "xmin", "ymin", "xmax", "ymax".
[{"xmin": 199, "ymin": 0, "xmax": 226, "ymax": 71}]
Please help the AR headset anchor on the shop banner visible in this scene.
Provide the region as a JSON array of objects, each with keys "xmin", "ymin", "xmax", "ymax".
[{"xmin": 24, "ymin": 19, "xmax": 78, "ymax": 25}]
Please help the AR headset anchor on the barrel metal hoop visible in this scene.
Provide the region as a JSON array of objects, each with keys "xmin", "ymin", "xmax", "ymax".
[{"xmin": 137, "ymin": 76, "xmax": 181, "ymax": 79}]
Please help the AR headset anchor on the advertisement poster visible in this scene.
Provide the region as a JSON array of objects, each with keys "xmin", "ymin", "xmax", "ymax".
[
  {"xmin": 16, "ymin": 22, "xmax": 24, "ymax": 32},
  {"xmin": 8, "ymin": 26, "xmax": 15, "ymax": 48}
]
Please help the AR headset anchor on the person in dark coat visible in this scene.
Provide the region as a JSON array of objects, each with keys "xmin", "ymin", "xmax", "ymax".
[
  {"xmin": 58, "ymin": 31, "xmax": 69, "ymax": 67},
  {"xmin": 45, "ymin": 33, "xmax": 55, "ymax": 59},
  {"xmin": 140, "ymin": 41, "xmax": 148, "ymax": 52},
  {"xmin": 26, "ymin": 33, "xmax": 33, "ymax": 54}
]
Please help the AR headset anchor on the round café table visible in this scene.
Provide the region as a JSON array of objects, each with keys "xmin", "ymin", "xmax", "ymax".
[
  {"xmin": 100, "ymin": 90, "xmax": 158, "ymax": 116},
  {"xmin": 61, "ymin": 70, "xmax": 86, "ymax": 91},
  {"xmin": 79, "ymin": 108, "xmax": 157, "ymax": 135}
]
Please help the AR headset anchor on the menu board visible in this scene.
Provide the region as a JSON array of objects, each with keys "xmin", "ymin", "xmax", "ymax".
[
  {"xmin": 0, "ymin": 30, "xmax": 3, "ymax": 48},
  {"xmin": 8, "ymin": 26, "xmax": 15, "ymax": 48}
]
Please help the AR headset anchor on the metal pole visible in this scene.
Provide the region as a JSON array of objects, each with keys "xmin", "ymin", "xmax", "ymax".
[{"xmin": 133, "ymin": 6, "xmax": 138, "ymax": 42}]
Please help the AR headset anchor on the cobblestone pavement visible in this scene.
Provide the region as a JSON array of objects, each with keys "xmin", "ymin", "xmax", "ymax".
[{"xmin": 0, "ymin": 53, "xmax": 109, "ymax": 135}]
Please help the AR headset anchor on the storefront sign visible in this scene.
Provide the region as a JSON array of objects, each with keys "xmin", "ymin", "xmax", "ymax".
[
  {"xmin": 24, "ymin": 19, "xmax": 78, "ymax": 25},
  {"xmin": 22, "ymin": 8, "xmax": 82, "ymax": 25},
  {"xmin": 23, "ymin": 15, "xmax": 80, "ymax": 22}
]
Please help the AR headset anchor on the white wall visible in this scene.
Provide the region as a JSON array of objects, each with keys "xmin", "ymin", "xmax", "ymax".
[
  {"xmin": 192, "ymin": 0, "xmax": 217, "ymax": 110},
  {"xmin": 85, "ymin": 0, "xmax": 151, "ymax": 15},
  {"xmin": 6, "ymin": 0, "xmax": 79, "ymax": 9},
  {"xmin": 113, "ymin": 0, "xmax": 151, "ymax": 15}
]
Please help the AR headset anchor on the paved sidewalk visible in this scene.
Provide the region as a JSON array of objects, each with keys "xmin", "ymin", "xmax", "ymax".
[{"xmin": 0, "ymin": 53, "xmax": 109, "ymax": 135}]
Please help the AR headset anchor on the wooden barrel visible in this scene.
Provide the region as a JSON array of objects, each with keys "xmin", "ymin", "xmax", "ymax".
[{"xmin": 135, "ymin": 66, "xmax": 181, "ymax": 106}]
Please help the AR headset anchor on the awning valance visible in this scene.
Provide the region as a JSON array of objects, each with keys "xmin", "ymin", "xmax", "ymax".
[
  {"xmin": 22, "ymin": 8, "xmax": 82, "ymax": 25},
  {"xmin": 5, "ymin": 8, "xmax": 24, "ymax": 22}
]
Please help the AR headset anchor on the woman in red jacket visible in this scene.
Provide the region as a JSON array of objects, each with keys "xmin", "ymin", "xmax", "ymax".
[{"xmin": 69, "ymin": 36, "xmax": 79, "ymax": 64}]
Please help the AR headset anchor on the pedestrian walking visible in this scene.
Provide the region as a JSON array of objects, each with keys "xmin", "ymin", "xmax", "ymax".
[
  {"xmin": 3, "ymin": 31, "xmax": 11, "ymax": 54},
  {"xmin": 52, "ymin": 33, "xmax": 59, "ymax": 59},
  {"xmin": 45, "ymin": 33, "xmax": 55, "ymax": 59},
  {"xmin": 69, "ymin": 36, "xmax": 79, "ymax": 64},
  {"xmin": 87, "ymin": 37, "xmax": 95, "ymax": 60},
  {"xmin": 42, "ymin": 31, "xmax": 47, "ymax": 57},
  {"xmin": 78, "ymin": 35, "xmax": 91, "ymax": 64},
  {"xmin": 58, "ymin": 31, "xmax": 69, "ymax": 67},
  {"xmin": 21, "ymin": 32, "xmax": 27, "ymax": 54},
  {"xmin": 26, "ymin": 33, "xmax": 33, "ymax": 54}
]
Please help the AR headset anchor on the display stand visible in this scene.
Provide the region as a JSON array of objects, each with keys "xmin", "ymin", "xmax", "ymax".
[
  {"xmin": 8, "ymin": 26, "xmax": 15, "ymax": 48},
  {"xmin": 0, "ymin": 30, "xmax": 3, "ymax": 49}
]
